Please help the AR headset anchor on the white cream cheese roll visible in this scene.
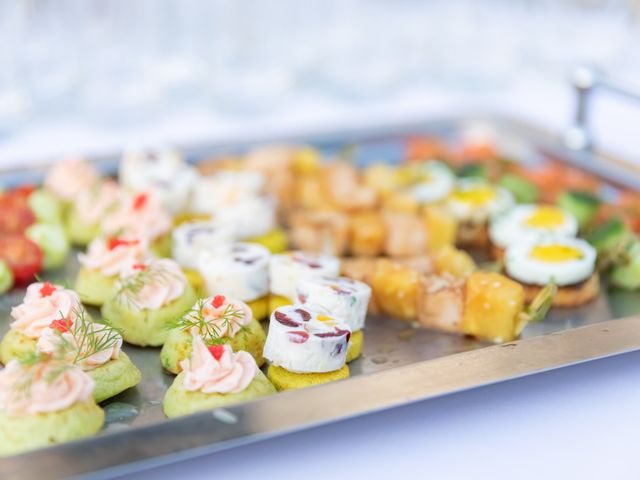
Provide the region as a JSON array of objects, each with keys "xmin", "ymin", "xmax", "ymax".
[
  {"xmin": 171, "ymin": 220, "xmax": 236, "ymax": 269},
  {"xmin": 190, "ymin": 170, "xmax": 266, "ymax": 215},
  {"xmin": 296, "ymin": 276, "xmax": 371, "ymax": 332},
  {"xmin": 198, "ymin": 242, "xmax": 270, "ymax": 302},
  {"xmin": 119, "ymin": 148, "xmax": 198, "ymax": 214},
  {"xmin": 214, "ymin": 195, "xmax": 277, "ymax": 239},
  {"xmin": 269, "ymin": 251, "xmax": 341, "ymax": 301},
  {"xmin": 263, "ymin": 304, "xmax": 350, "ymax": 373}
]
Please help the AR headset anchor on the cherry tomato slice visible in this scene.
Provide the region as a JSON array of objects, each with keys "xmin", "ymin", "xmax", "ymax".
[
  {"xmin": 2, "ymin": 185, "xmax": 36, "ymax": 208},
  {"xmin": 0, "ymin": 198, "xmax": 36, "ymax": 234},
  {"xmin": 0, "ymin": 234, "xmax": 43, "ymax": 285}
]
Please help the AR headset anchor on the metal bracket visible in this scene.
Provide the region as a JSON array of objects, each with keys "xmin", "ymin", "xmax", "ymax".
[{"xmin": 565, "ymin": 65, "xmax": 640, "ymax": 151}]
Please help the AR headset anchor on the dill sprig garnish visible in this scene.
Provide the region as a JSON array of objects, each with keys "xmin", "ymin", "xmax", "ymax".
[
  {"xmin": 168, "ymin": 298, "xmax": 248, "ymax": 345},
  {"xmin": 51, "ymin": 306, "xmax": 123, "ymax": 366},
  {"xmin": 115, "ymin": 261, "xmax": 182, "ymax": 310}
]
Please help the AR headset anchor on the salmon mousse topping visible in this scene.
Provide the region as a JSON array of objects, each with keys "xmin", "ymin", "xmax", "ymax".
[
  {"xmin": 10, "ymin": 282, "xmax": 82, "ymax": 339},
  {"xmin": 181, "ymin": 330, "xmax": 258, "ymax": 394}
]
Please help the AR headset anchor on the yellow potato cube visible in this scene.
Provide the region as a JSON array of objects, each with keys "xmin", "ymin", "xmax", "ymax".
[
  {"xmin": 363, "ymin": 164, "xmax": 400, "ymax": 197},
  {"xmin": 383, "ymin": 191, "xmax": 419, "ymax": 214},
  {"xmin": 462, "ymin": 272, "xmax": 525, "ymax": 342},
  {"xmin": 292, "ymin": 147, "xmax": 322, "ymax": 175},
  {"xmin": 433, "ymin": 245, "xmax": 476, "ymax": 278},
  {"xmin": 423, "ymin": 205, "xmax": 458, "ymax": 252},
  {"xmin": 294, "ymin": 177, "xmax": 335, "ymax": 210},
  {"xmin": 349, "ymin": 211, "xmax": 385, "ymax": 257},
  {"xmin": 371, "ymin": 259, "xmax": 419, "ymax": 321}
]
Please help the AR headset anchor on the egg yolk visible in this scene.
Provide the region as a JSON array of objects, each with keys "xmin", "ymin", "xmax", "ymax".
[
  {"xmin": 451, "ymin": 186, "xmax": 495, "ymax": 205},
  {"xmin": 525, "ymin": 207, "xmax": 565, "ymax": 228},
  {"xmin": 530, "ymin": 244, "xmax": 583, "ymax": 263}
]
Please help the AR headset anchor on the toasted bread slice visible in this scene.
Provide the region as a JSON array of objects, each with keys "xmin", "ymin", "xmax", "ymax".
[
  {"xmin": 456, "ymin": 221, "xmax": 489, "ymax": 248},
  {"xmin": 520, "ymin": 273, "xmax": 599, "ymax": 307}
]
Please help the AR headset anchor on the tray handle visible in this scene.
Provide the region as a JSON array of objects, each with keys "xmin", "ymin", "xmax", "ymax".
[{"xmin": 565, "ymin": 65, "xmax": 640, "ymax": 151}]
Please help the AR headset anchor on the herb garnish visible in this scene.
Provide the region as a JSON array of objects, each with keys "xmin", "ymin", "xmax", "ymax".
[{"xmin": 168, "ymin": 298, "xmax": 247, "ymax": 345}]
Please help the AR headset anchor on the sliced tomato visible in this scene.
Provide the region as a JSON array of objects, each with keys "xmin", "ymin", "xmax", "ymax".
[
  {"xmin": 2, "ymin": 185, "xmax": 36, "ymax": 208},
  {"xmin": 0, "ymin": 234, "xmax": 43, "ymax": 285},
  {"xmin": 0, "ymin": 197, "xmax": 36, "ymax": 234}
]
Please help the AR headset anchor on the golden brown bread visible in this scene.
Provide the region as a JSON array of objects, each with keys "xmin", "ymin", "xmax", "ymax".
[{"xmin": 519, "ymin": 272, "xmax": 600, "ymax": 307}]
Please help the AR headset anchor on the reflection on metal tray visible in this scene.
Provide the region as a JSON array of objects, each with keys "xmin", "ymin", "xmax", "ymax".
[{"xmin": 2, "ymin": 115, "xmax": 640, "ymax": 480}]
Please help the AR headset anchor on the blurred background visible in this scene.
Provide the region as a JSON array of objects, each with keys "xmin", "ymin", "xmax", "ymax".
[{"xmin": 1, "ymin": 0, "xmax": 640, "ymax": 165}]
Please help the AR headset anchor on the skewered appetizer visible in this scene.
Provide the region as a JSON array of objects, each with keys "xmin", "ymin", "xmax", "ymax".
[
  {"xmin": 504, "ymin": 237, "xmax": 598, "ymax": 307},
  {"xmin": 36, "ymin": 308, "xmax": 141, "ymax": 403},
  {"xmin": 288, "ymin": 204, "xmax": 457, "ymax": 258},
  {"xmin": 243, "ymin": 144, "xmax": 296, "ymax": 218},
  {"xmin": 269, "ymin": 251, "xmax": 341, "ymax": 311},
  {"xmin": 101, "ymin": 191, "xmax": 173, "ymax": 257},
  {"xmin": 119, "ymin": 148, "xmax": 199, "ymax": 215},
  {"xmin": 163, "ymin": 330, "xmax": 275, "ymax": 417},
  {"xmin": 197, "ymin": 242, "xmax": 271, "ymax": 320},
  {"xmin": 0, "ymin": 357, "xmax": 104, "ymax": 456},
  {"xmin": 296, "ymin": 276, "xmax": 371, "ymax": 362},
  {"xmin": 76, "ymin": 236, "xmax": 149, "ymax": 306},
  {"xmin": 418, "ymin": 271, "xmax": 555, "ymax": 343},
  {"xmin": 161, "ymin": 295, "xmax": 266, "ymax": 374},
  {"xmin": 101, "ymin": 258, "xmax": 197, "ymax": 347},
  {"xmin": 0, "ymin": 282, "xmax": 82, "ymax": 364},
  {"xmin": 289, "ymin": 210, "xmax": 350, "ymax": 256},
  {"xmin": 263, "ymin": 305, "xmax": 351, "ymax": 391},
  {"xmin": 489, "ymin": 204, "xmax": 579, "ymax": 259}
]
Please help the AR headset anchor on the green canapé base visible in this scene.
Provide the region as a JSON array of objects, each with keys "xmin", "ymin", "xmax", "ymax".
[
  {"xmin": 0, "ymin": 329, "xmax": 37, "ymax": 365},
  {"xmin": 267, "ymin": 364, "xmax": 350, "ymax": 391},
  {"xmin": 101, "ymin": 285, "xmax": 198, "ymax": 347},
  {"xmin": 160, "ymin": 318, "xmax": 266, "ymax": 374},
  {"xmin": 65, "ymin": 207, "xmax": 101, "ymax": 247},
  {"xmin": 0, "ymin": 400, "xmax": 104, "ymax": 457},
  {"xmin": 75, "ymin": 267, "xmax": 118, "ymax": 307},
  {"xmin": 346, "ymin": 330, "xmax": 363, "ymax": 363},
  {"xmin": 89, "ymin": 352, "xmax": 142, "ymax": 403},
  {"xmin": 163, "ymin": 370, "xmax": 275, "ymax": 418}
]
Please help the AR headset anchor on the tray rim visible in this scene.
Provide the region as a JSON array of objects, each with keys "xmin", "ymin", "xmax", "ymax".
[
  {"xmin": 2, "ymin": 112, "xmax": 640, "ymax": 479},
  {"xmin": 3, "ymin": 316, "xmax": 640, "ymax": 480}
]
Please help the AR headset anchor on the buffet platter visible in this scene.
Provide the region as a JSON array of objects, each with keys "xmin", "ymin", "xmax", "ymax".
[{"xmin": 2, "ymin": 114, "xmax": 640, "ymax": 480}]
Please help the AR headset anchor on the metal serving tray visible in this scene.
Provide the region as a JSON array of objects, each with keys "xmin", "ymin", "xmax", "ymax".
[{"xmin": 2, "ymin": 115, "xmax": 640, "ymax": 480}]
